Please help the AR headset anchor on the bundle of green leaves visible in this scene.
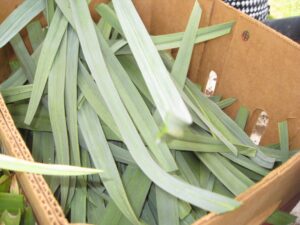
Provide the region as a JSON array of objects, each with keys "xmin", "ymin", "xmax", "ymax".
[
  {"xmin": 0, "ymin": 0, "xmax": 298, "ymax": 225},
  {"xmin": 0, "ymin": 170, "xmax": 35, "ymax": 225}
]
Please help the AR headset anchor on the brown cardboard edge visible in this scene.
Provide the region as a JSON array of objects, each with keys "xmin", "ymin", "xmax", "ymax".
[
  {"xmin": 0, "ymin": 95, "xmax": 69, "ymax": 225},
  {"xmin": 0, "ymin": 0, "xmax": 299, "ymax": 224}
]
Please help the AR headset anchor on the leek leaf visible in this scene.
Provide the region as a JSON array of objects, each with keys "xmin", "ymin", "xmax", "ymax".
[
  {"xmin": 25, "ymin": 8, "xmax": 68, "ymax": 125},
  {"xmin": 0, "ymin": 154, "xmax": 101, "ymax": 176},
  {"xmin": 0, "ymin": 0, "xmax": 45, "ymax": 47}
]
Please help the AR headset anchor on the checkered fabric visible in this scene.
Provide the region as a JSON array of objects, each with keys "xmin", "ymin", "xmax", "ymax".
[{"xmin": 224, "ymin": 0, "xmax": 270, "ymax": 21}]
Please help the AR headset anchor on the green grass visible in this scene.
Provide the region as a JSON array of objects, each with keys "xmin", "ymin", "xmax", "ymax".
[{"xmin": 269, "ymin": 0, "xmax": 300, "ymax": 18}]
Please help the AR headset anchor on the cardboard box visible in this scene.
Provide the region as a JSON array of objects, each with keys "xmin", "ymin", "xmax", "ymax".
[{"xmin": 0, "ymin": 0, "xmax": 299, "ymax": 224}]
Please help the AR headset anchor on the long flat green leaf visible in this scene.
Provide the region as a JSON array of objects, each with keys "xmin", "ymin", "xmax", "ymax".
[
  {"xmin": 0, "ymin": 43, "xmax": 43, "ymax": 91},
  {"xmin": 0, "ymin": 0, "xmax": 45, "ymax": 47},
  {"xmin": 151, "ymin": 21, "xmax": 234, "ymax": 51},
  {"xmin": 221, "ymin": 153, "xmax": 269, "ymax": 176},
  {"xmin": 169, "ymin": 140, "xmax": 255, "ymax": 156},
  {"xmin": 77, "ymin": 62, "xmax": 120, "ymax": 138},
  {"xmin": 32, "ymin": 131, "xmax": 43, "ymax": 162},
  {"xmin": 44, "ymin": 0, "xmax": 56, "ymax": 24},
  {"xmin": 1, "ymin": 84, "xmax": 33, "ymax": 103},
  {"xmin": 95, "ymin": 4, "xmax": 124, "ymax": 36},
  {"xmin": 47, "ymin": 31, "xmax": 69, "ymax": 208},
  {"xmin": 27, "ymin": 21, "xmax": 45, "ymax": 51},
  {"xmin": 70, "ymin": 151, "xmax": 88, "ymax": 223},
  {"xmin": 64, "ymin": 26, "xmax": 80, "ymax": 210},
  {"xmin": 7, "ymin": 104, "xmax": 51, "ymax": 132},
  {"xmin": 117, "ymin": 22, "xmax": 234, "ymax": 55},
  {"xmin": 217, "ymin": 98, "xmax": 236, "ymax": 109},
  {"xmin": 10, "ymin": 34, "xmax": 36, "ymax": 83},
  {"xmin": 197, "ymin": 153, "xmax": 251, "ymax": 195},
  {"xmin": 278, "ymin": 121, "xmax": 289, "ymax": 162},
  {"xmin": 182, "ymin": 87, "xmax": 239, "ymax": 155},
  {"xmin": 0, "ymin": 154, "xmax": 101, "ymax": 176},
  {"xmin": 25, "ymin": 8, "xmax": 68, "ymax": 125},
  {"xmin": 141, "ymin": 202, "xmax": 157, "ymax": 225},
  {"xmin": 171, "ymin": 1, "xmax": 201, "ymax": 88},
  {"xmin": 156, "ymin": 187, "xmax": 180, "ymax": 225},
  {"xmin": 112, "ymin": 0, "xmax": 192, "ymax": 136},
  {"xmin": 87, "ymin": 188, "xmax": 106, "ymax": 225},
  {"xmin": 235, "ymin": 106, "xmax": 249, "ymax": 130},
  {"xmin": 97, "ymin": 29, "xmax": 178, "ymax": 172},
  {"xmin": 185, "ymin": 80, "xmax": 275, "ymax": 168},
  {"xmin": 100, "ymin": 165, "xmax": 151, "ymax": 225},
  {"xmin": 97, "ymin": 18, "xmax": 113, "ymax": 40},
  {"xmin": 109, "ymin": 143, "xmax": 136, "ymax": 165},
  {"xmin": 77, "ymin": 101, "xmax": 139, "ymax": 225},
  {"xmin": 65, "ymin": 26, "xmax": 80, "ymax": 166},
  {"xmin": 0, "ymin": 69, "xmax": 27, "ymax": 90},
  {"xmin": 175, "ymin": 151, "xmax": 200, "ymax": 187}
]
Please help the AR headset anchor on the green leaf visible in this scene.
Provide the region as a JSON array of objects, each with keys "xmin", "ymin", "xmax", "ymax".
[
  {"xmin": 266, "ymin": 211, "xmax": 296, "ymax": 225},
  {"xmin": 112, "ymin": 0, "xmax": 192, "ymax": 137},
  {"xmin": 185, "ymin": 80, "xmax": 275, "ymax": 168},
  {"xmin": 100, "ymin": 165, "xmax": 151, "ymax": 225},
  {"xmin": 77, "ymin": 101, "xmax": 139, "ymax": 225},
  {"xmin": 1, "ymin": 84, "xmax": 33, "ymax": 103},
  {"xmin": 0, "ymin": 43, "xmax": 42, "ymax": 91},
  {"xmin": 0, "ymin": 154, "xmax": 102, "ymax": 176},
  {"xmin": 171, "ymin": 1, "xmax": 201, "ymax": 88},
  {"xmin": 7, "ymin": 104, "xmax": 52, "ymax": 132},
  {"xmin": 197, "ymin": 153, "xmax": 252, "ymax": 195},
  {"xmin": 65, "ymin": 26, "xmax": 80, "ymax": 167},
  {"xmin": 27, "ymin": 21, "xmax": 45, "ymax": 51},
  {"xmin": 156, "ymin": 187, "xmax": 180, "ymax": 225},
  {"xmin": 0, "ymin": 210, "xmax": 21, "ymax": 225},
  {"xmin": 87, "ymin": 188, "xmax": 106, "ymax": 225},
  {"xmin": 109, "ymin": 143, "xmax": 135, "ymax": 165},
  {"xmin": 0, "ymin": 0, "xmax": 45, "ymax": 48},
  {"xmin": 21, "ymin": 207, "xmax": 36, "ymax": 225},
  {"xmin": 278, "ymin": 121, "xmax": 289, "ymax": 162},
  {"xmin": 47, "ymin": 31, "xmax": 69, "ymax": 208},
  {"xmin": 97, "ymin": 29, "xmax": 178, "ymax": 172},
  {"xmin": 44, "ymin": 0, "xmax": 56, "ymax": 24},
  {"xmin": 0, "ymin": 174, "xmax": 11, "ymax": 193},
  {"xmin": 77, "ymin": 62, "xmax": 120, "ymax": 138},
  {"xmin": 9, "ymin": 34, "xmax": 36, "ymax": 83},
  {"xmin": 221, "ymin": 153, "xmax": 269, "ymax": 176},
  {"xmin": 141, "ymin": 202, "xmax": 157, "ymax": 225},
  {"xmin": 235, "ymin": 106, "xmax": 250, "ymax": 130},
  {"xmin": 32, "ymin": 131, "xmax": 43, "ymax": 162},
  {"xmin": 0, "ymin": 193, "xmax": 24, "ymax": 213},
  {"xmin": 97, "ymin": 18, "xmax": 113, "ymax": 40},
  {"xmin": 25, "ymin": 8, "xmax": 68, "ymax": 125},
  {"xmin": 217, "ymin": 98, "xmax": 236, "ymax": 109},
  {"xmin": 169, "ymin": 140, "xmax": 256, "ymax": 156},
  {"xmin": 0, "ymin": 70, "xmax": 27, "ymax": 91},
  {"xmin": 117, "ymin": 22, "xmax": 235, "ymax": 55},
  {"xmin": 95, "ymin": 4, "xmax": 123, "ymax": 36},
  {"xmin": 70, "ymin": 151, "xmax": 88, "ymax": 223}
]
